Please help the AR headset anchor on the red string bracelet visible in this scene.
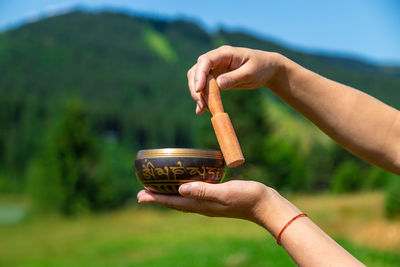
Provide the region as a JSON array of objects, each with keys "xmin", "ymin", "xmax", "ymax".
[{"xmin": 276, "ymin": 213, "xmax": 307, "ymax": 246}]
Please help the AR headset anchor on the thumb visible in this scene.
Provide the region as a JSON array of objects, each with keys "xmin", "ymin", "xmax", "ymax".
[
  {"xmin": 216, "ymin": 65, "xmax": 249, "ymax": 90},
  {"xmin": 179, "ymin": 182, "xmax": 225, "ymax": 202}
]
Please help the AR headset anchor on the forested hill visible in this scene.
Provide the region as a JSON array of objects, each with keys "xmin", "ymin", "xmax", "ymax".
[{"xmin": 1, "ymin": 10, "xmax": 400, "ymax": 192}]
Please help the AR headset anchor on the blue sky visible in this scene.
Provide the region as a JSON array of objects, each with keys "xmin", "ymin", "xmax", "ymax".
[{"xmin": 0, "ymin": 0, "xmax": 399, "ymax": 65}]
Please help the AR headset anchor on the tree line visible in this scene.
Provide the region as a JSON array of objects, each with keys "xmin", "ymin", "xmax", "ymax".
[{"xmin": 0, "ymin": 10, "xmax": 399, "ymax": 217}]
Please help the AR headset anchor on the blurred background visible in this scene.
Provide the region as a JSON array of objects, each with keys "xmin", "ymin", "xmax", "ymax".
[{"xmin": 0, "ymin": 0, "xmax": 399, "ymax": 266}]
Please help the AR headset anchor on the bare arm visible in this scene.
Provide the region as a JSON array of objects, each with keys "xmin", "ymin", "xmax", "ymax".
[
  {"xmin": 137, "ymin": 181, "xmax": 364, "ymax": 266},
  {"xmin": 136, "ymin": 47, "xmax": 387, "ymax": 265},
  {"xmin": 189, "ymin": 46, "xmax": 400, "ymax": 174},
  {"xmin": 267, "ymin": 57, "xmax": 400, "ymax": 174}
]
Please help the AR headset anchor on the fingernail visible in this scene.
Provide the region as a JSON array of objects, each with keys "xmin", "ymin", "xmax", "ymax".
[
  {"xmin": 198, "ymin": 101, "xmax": 203, "ymax": 110},
  {"xmin": 179, "ymin": 184, "xmax": 192, "ymax": 195},
  {"xmin": 137, "ymin": 193, "xmax": 146, "ymax": 203},
  {"xmin": 196, "ymin": 103, "xmax": 200, "ymax": 114},
  {"xmin": 138, "ymin": 194, "xmax": 152, "ymax": 203},
  {"xmin": 137, "ymin": 191, "xmax": 143, "ymax": 203}
]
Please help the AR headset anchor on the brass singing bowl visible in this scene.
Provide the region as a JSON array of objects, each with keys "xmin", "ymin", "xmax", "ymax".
[{"xmin": 135, "ymin": 148, "xmax": 226, "ymax": 194}]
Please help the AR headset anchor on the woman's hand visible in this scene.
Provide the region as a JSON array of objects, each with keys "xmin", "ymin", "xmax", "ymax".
[
  {"xmin": 137, "ymin": 180, "xmax": 270, "ymax": 223},
  {"xmin": 187, "ymin": 46, "xmax": 284, "ymax": 114},
  {"xmin": 137, "ymin": 180, "xmax": 301, "ymax": 236},
  {"xmin": 137, "ymin": 180, "xmax": 364, "ymax": 266}
]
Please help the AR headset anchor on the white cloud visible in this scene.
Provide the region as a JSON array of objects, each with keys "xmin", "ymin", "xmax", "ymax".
[
  {"xmin": 25, "ymin": 9, "xmax": 42, "ymax": 23},
  {"xmin": 43, "ymin": 2, "xmax": 74, "ymax": 17}
]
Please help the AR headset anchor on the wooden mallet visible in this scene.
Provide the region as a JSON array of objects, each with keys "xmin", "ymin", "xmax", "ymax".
[{"xmin": 202, "ymin": 75, "xmax": 245, "ymax": 167}]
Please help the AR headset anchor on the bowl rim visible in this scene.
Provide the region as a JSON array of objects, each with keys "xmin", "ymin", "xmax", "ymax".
[{"xmin": 136, "ymin": 148, "xmax": 223, "ymax": 159}]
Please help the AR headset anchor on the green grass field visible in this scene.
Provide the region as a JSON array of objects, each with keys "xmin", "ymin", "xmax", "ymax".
[{"xmin": 1, "ymin": 193, "xmax": 399, "ymax": 266}]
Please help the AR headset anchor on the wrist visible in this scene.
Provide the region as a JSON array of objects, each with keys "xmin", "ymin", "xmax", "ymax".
[
  {"xmin": 252, "ymin": 187, "xmax": 303, "ymax": 238},
  {"xmin": 264, "ymin": 53, "xmax": 291, "ymax": 92}
]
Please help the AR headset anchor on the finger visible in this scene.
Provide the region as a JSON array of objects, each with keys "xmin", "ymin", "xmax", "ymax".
[
  {"xmin": 188, "ymin": 65, "xmax": 206, "ymax": 114},
  {"xmin": 187, "ymin": 65, "xmax": 200, "ymax": 102},
  {"xmin": 216, "ymin": 64, "xmax": 252, "ymax": 90},
  {"xmin": 137, "ymin": 189, "xmax": 154, "ymax": 203},
  {"xmin": 194, "ymin": 46, "xmax": 235, "ymax": 93},
  {"xmin": 196, "ymin": 97, "xmax": 206, "ymax": 114},
  {"xmin": 194, "ymin": 55, "xmax": 212, "ymax": 93},
  {"xmin": 179, "ymin": 182, "xmax": 228, "ymax": 204},
  {"xmin": 137, "ymin": 190, "xmax": 226, "ymax": 216}
]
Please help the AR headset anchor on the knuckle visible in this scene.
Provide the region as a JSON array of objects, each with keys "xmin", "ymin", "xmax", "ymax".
[
  {"xmin": 187, "ymin": 65, "xmax": 195, "ymax": 79},
  {"xmin": 219, "ymin": 45, "xmax": 232, "ymax": 50},
  {"xmin": 197, "ymin": 54, "xmax": 208, "ymax": 64},
  {"xmin": 192, "ymin": 183, "xmax": 206, "ymax": 199}
]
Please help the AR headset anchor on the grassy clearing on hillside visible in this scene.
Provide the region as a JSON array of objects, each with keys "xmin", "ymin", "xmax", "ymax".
[
  {"xmin": 263, "ymin": 96, "xmax": 333, "ymax": 154},
  {"xmin": 143, "ymin": 27, "xmax": 178, "ymax": 63},
  {"xmin": 0, "ymin": 193, "xmax": 399, "ymax": 266}
]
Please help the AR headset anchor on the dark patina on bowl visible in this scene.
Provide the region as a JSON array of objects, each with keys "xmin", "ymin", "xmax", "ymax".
[{"xmin": 135, "ymin": 148, "xmax": 226, "ymax": 194}]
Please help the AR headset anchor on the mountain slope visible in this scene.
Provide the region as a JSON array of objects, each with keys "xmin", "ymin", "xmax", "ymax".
[{"xmin": 0, "ymin": 10, "xmax": 399, "ymax": 188}]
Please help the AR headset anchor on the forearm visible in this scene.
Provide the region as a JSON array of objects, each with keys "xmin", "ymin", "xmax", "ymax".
[
  {"xmin": 266, "ymin": 55, "xmax": 400, "ymax": 174},
  {"xmin": 255, "ymin": 189, "xmax": 364, "ymax": 266}
]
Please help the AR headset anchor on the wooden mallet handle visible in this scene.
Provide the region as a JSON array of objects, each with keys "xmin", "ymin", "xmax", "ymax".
[{"xmin": 202, "ymin": 75, "xmax": 245, "ymax": 167}]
